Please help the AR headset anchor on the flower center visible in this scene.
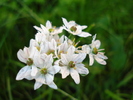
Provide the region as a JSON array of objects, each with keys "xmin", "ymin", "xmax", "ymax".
[
  {"xmin": 49, "ymin": 28, "xmax": 55, "ymax": 32},
  {"xmin": 92, "ymin": 47, "xmax": 98, "ymax": 54},
  {"xmin": 68, "ymin": 61, "xmax": 75, "ymax": 68},
  {"xmin": 40, "ymin": 68, "xmax": 47, "ymax": 74},
  {"xmin": 46, "ymin": 50, "xmax": 55, "ymax": 55},
  {"xmin": 36, "ymin": 46, "xmax": 40, "ymax": 51},
  {"xmin": 27, "ymin": 58, "xmax": 33, "ymax": 66},
  {"xmin": 70, "ymin": 26, "xmax": 77, "ymax": 32}
]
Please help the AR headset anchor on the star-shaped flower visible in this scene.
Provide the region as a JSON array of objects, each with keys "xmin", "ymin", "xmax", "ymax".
[
  {"xmin": 59, "ymin": 46, "xmax": 89, "ymax": 84},
  {"xmin": 33, "ymin": 54, "xmax": 60, "ymax": 90},
  {"xmin": 82, "ymin": 34, "xmax": 108, "ymax": 66},
  {"xmin": 16, "ymin": 46, "xmax": 38, "ymax": 80},
  {"xmin": 34, "ymin": 20, "xmax": 63, "ymax": 35},
  {"xmin": 62, "ymin": 18, "xmax": 91, "ymax": 37}
]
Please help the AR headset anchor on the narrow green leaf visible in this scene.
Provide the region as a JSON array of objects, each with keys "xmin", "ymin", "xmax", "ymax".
[
  {"xmin": 117, "ymin": 70, "xmax": 133, "ymax": 88},
  {"xmin": 105, "ymin": 90, "xmax": 124, "ymax": 100}
]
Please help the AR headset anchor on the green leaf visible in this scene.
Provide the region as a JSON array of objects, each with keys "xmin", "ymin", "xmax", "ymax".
[
  {"xmin": 117, "ymin": 70, "xmax": 133, "ymax": 88},
  {"xmin": 105, "ymin": 89, "xmax": 124, "ymax": 100}
]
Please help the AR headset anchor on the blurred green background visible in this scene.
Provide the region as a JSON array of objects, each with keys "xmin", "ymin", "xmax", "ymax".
[{"xmin": 0, "ymin": 0, "xmax": 133, "ymax": 100}]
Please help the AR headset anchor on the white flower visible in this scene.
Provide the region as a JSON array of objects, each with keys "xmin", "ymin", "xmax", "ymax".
[
  {"xmin": 33, "ymin": 54, "xmax": 60, "ymax": 90},
  {"xmin": 56, "ymin": 40, "xmax": 70, "ymax": 58},
  {"xmin": 45, "ymin": 20, "xmax": 63, "ymax": 35},
  {"xmin": 62, "ymin": 18, "xmax": 91, "ymax": 37},
  {"xmin": 53, "ymin": 35, "xmax": 66, "ymax": 46},
  {"xmin": 82, "ymin": 34, "xmax": 108, "ymax": 66},
  {"xmin": 29, "ymin": 39, "xmax": 45, "ymax": 53},
  {"xmin": 34, "ymin": 20, "xmax": 63, "ymax": 35},
  {"xmin": 59, "ymin": 46, "xmax": 89, "ymax": 84},
  {"xmin": 42, "ymin": 39, "xmax": 57, "ymax": 56},
  {"xmin": 16, "ymin": 47, "xmax": 38, "ymax": 80},
  {"xmin": 35, "ymin": 32, "xmax": 46, "ymax": 43}
]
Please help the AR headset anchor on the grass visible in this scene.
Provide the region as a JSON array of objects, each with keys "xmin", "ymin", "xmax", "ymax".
[{"xmin": 0, "ymin": 0, "xmax": 133, "ymax": 100}]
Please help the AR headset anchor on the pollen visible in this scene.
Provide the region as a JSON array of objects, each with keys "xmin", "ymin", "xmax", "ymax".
[
  {"xmin": 36, "ymin": 46, "xmax": 40, "ymax": 51},
  {"xmin": 70, "ymin": 26, "xmax": 77, "ymax": 32},
  {"xmin": 92, "ymin": 47, "xmax": 98, "ymax": 54},
  {"xmin": 27, "ymin": 58, "xmax": 33, "ymax": 66},
  {"xmin": 46, "ymin": 50, "xmax": 55, "ymax": 55},
  {"xmin": 49, "ymin": 28, "xmax": 55, "ymax": 32},
  {"xmin": 40, "ymin": 68, "xmax": 47, "ymax": 74},
  {"xmin": 68, "ymin": 61, "xmax": 75, "ymax": 68}
]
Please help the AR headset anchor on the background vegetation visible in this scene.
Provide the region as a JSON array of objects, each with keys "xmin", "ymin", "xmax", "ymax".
[{"xmin": 0, "ymin": 0, "xmax": 133, "ymax": 100}]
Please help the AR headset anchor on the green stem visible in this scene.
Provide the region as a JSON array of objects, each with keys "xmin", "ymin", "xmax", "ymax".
[
  {"xmin": 7, "ymin": 77, "xmax": 13, "ymax": 100},
  {"xmin": 57, "ymin": 88, "xmax": 78, "ymax": 100}
]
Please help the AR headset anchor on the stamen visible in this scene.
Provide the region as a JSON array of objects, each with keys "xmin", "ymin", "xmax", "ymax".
[
  {"xmin": 68, "ymin": 61, "xmax": 75, "ymax": 68},
  {"xmin": 27, "ymin": 58, "xmax": 33, "ymax": 66},
  {"xmin": 93, "ymin": 47, "xmax": 98, "ymax": 54},
  {"xmin": 40, "ymin": 68, "xmax": 47, "ymax": 74},
  {"xmin": 70, "ymin": 26, "xmax": 77, "ymax": 32}
]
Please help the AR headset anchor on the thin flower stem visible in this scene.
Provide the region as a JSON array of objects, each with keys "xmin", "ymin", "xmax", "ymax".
[{"xmin": 57, "ymin": 88, "xmax": 78, "ymax": 100}]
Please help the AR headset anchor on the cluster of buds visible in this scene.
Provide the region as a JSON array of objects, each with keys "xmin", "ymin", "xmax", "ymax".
[{"xmin": 16, "ymin": 18, "xmax": 108, "ymax": 90}]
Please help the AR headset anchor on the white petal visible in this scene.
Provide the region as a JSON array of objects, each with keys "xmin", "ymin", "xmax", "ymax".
[
  {"xmin": 95, "ymin": 56, "xmax": 107, "ymax": 65},
  {"xmin": 17, "ymin": 49, "xmax": 27, "ymax": 63},
  {"xmin": 16, "ymin": 66, "xmax": 32, "ymax": 80},
  {"xmin": 81, "ymin": 25, "xmax": 87, "ymax": 29},
  {"xmin": 45, "ymin": 74, "xmax": 54, "ymax": 84},
  {"xmin": 62, "ymin": 17, "xmax": 69, "ymax": 28},
  {"xmin": 97, "ymin": 53, "xmax": 108, "ymax": 59},
  {"xmin": 29, "ymin": 39, "xmax": 36, "ymax": 47},
  {"xmin": 60, "ymin": 67, "xmax": 69, "ymax": 78},
  {"xmin": 31, "ymin": 65, "xmax": 38, "ymax": 76},
  {"xmin": 48, "ymin": 82, "xmax": 57, "ymax": 89},
  {"xmin": 44, "ymin": 54, "xmax": 53, "ymax": 68},
  {"xmin": 50, "ymin": 39, "xmax": 57, "ymax": 50},
  {"xmin": 92, "ymin": 34, "xmax": 96, "ymax": 43},
  {"xmin": 70, "ymin": 69, "xmax": 80, "ymax": 84},
  {"xmin": 67, "ymin": 46, "xmax": 75, "ymax": 55},
  {"xmin": 75, "ymin": 25, "xmax": 82, "ymax": 34},
  {"xmin": 61, "ymin": 54, "xmax": 68, "ymax": 65},
  {"xmin": 46, "ymin": 20, "xmax": 52, "ymax": 28},
  {"xmin": 35, "ymin": 74, "xmax": 46, "ymax": 84},
  {"xmin": 78, "ymin": 32, "xmax": 92, "ymax": 37},
  {"xmin": 82, "ymin": 45, "xmax": 91, "ymax": 54},
  {"xmin": 40, "ymin": 24, "xmax": 49, "ymax": 33},
  {"xmin": 29, "ymin": 46, "xmax": 38, "ymax": 58},
  {"xmin": 48, "ymin": 65, "xmax": 61, "ymax": 74},
  {"xmin": 76, "ymin": 64, "xmax": 89, "ymax": 75},
  {"xmin": 35, "ymin": 32, "xmax": 46, "ymax": 43},
  {"xmin": 74, "ymin": 53, "xmax": 86, "ymax": 63},
  {"xmin": 94, "ymin": 40, "xmax": 101, "ymax": 49},
  {"xmin": 48, "ymin": 67, "xmax": 55, "ymax": 74},
  {"xmin": 57, "ymin": 26, "xmax": 63, "ymax": 33},
  {"xmin": 89, "ymin": 54, "xmax": 94, "ymax": 66},
  {"xmin": 33, "ymin": 53, "xmax": 44, "ymax": 67},
  {"xmin": 53, "ymin": 65, "xmax": 61, "ymax": 73},
  {"xmin": 33, "ymin": 26, "xmax": 42, "ymax": 32},
  {"xmin": 34, "ymin": 82, "xmax": 43, "ymax": 90}
]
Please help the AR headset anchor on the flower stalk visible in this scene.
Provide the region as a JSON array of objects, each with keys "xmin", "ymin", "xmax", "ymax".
[{"xmin": 57, "ymin": 88, "xmax": 78, "ymax": 100}]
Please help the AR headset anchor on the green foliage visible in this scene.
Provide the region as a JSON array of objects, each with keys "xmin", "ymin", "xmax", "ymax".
[{"xmin": 0, "ymin": 0, "xmax": 133, "ymax": 100}]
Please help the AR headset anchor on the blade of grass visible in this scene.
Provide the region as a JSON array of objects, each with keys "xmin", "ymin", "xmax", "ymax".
[
  {"xmin": 0, "ymin": 31, "xmax": 9, "ymax": 49},
  {"xmin": 117, "ymin": 70, "xmax": 133, "ymax": 88},
  {"xmin": 7, "ymin": 77, "xmax": 13, "ymax": 100},
  {"xmin": 16, "ymin": 0, "xmax": 44, "ymax": 24},
  {"xmin": 105, "ymin": 89, "xmax": 124, "ymax": 100}
]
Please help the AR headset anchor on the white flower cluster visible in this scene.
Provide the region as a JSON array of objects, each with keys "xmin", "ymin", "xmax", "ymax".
[{"xmin": 16, "ymin": 18, "xmax": 108, "ymax": 90}]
